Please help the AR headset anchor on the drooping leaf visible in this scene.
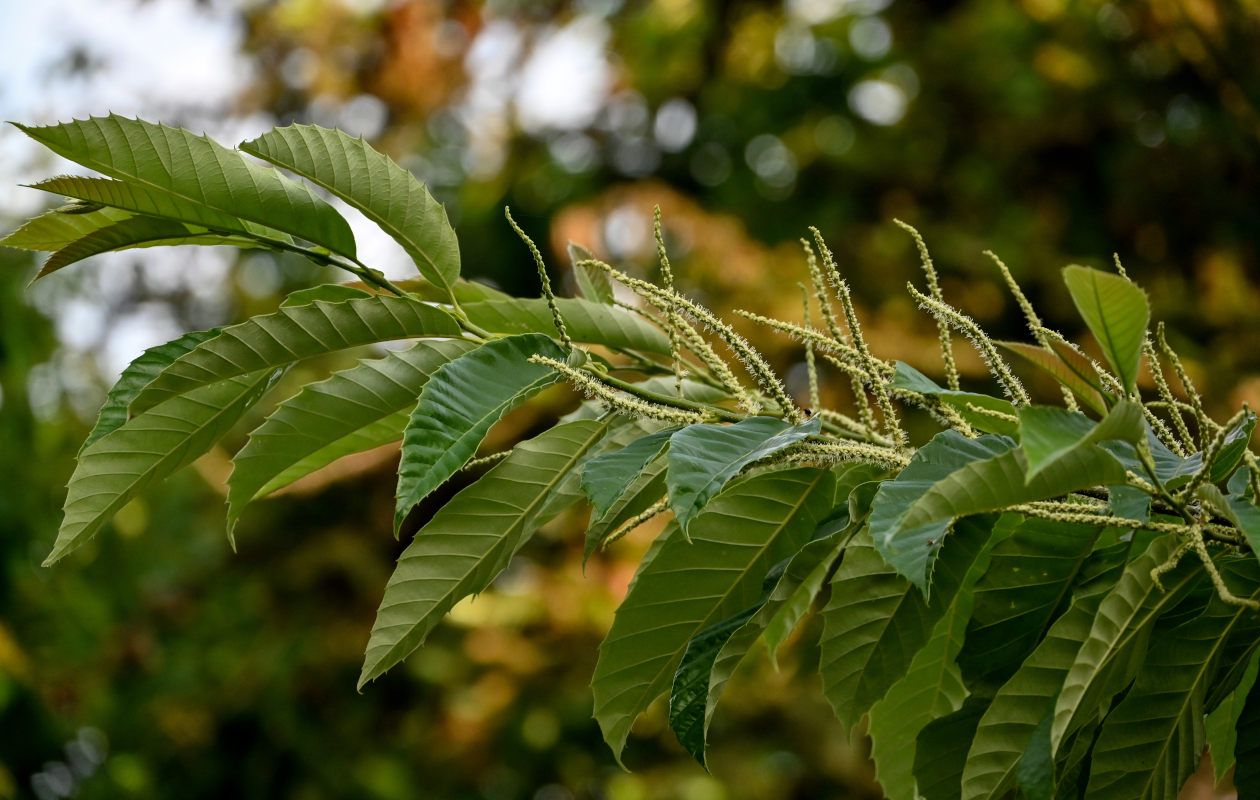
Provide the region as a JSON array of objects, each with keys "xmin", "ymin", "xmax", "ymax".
[
  {"xmin": 1087, "ymin": 564, "xmax": 1260, "ymax": 800},
  {"xmin": 1205, "ymin": 650, "xmax": 1258, "ymax": 784},
  {"xmin": 867, "ymin": 430, "xmax": 1126, "ymax": 595},
  {"xmin": 83, "ymin": 327, "xmax": 222, "ymax": 450},
  {"xmin": 959, "ymin": 541, "xmax": 1132, "ymax": 800},
  {"xmin": 393, "ymin": 334, "xmax": 567, "ymax": 534},
  {"xmin": 569, "ymin": 242, "xmax": 614, "ymax": 304},
  {"xmin": 36, "ymin": 216, "xmax": 257, "ymax": 279},
  {"xmin": 915, "ymin": 697, "xmax": 990, "ymax": 800},
  {"xmin": 1017, "ymin": 400, "xmax": 1144, "ymax": 481},
  {"xmin": 241, "ymin": 124, "xmax": 461, "ymax": 301},
  {"xmin": 669, "ymin": 481, "xmax": 868, "ymax": 766},
  {"xmin": 582, "ymin": 459, "xmax": 667, "ymax": 564},
  {"xmin": 359, "ymin": 419, "xmax": 613, "ymax": 688},
  {"xmin": 581, "ymin": 428, "xmax": 676, "ymax": 521},
  {"xmin": 1061, "ymin": 265, "xmax": 1150, "ymax": 396},
  {"xmin": 45, "ymin": 370, "xmax": 276, "ymax": 565},
  {"xmin": 1050, "ymin": 535, "xmax": 1206, "ymax": 755},
  {"xmin": 1233, "ymin": 655, "xmax": 1260, "ymax": 797},
  {"xmin": 17, "ymin": 115, "xmax": 355, "ymax": 256},
  {"xmin": 591, "ymin": 467, "xmax": 835, "ymax": 764},
  {"xmin": 131, "ymin": 295, "xmax": 460, "ymax": 412},
  {"xmin": 866, "ymin": 515, "xmax": 1006, "ymax": 800},
  {"xmin": 959, "ymin": 517, "xmax": 1105, "ymax": 685},
  {"xmin": 666, "ymin": 416, "xmax": 821, "ymax": 534},
  {"xmin": 1, "ymin": 204, "xmax": 131, "ymax": 251},
  {"xmin": 819, "ymin": 525, "xmax": 960, "ymax": 733},
  {"xmin": 998, "ymin": 340, "xmax": 1110, "ymax": 416},
  {"xmin": 888, "ymin": 361, "xmax": 1018, "ymax": 436},
  {"xmin": 462, "ymin": 297, "xmax": 672, "ymax": 354},
  {"xmin": 228, "ymin": 339, "xmax": 477, "ymax": 530}
]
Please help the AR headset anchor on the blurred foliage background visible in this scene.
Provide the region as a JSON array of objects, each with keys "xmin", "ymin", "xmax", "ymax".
[{"xmin": 2, "ymin": 0, "xmax": 1258, "ymax": 797}]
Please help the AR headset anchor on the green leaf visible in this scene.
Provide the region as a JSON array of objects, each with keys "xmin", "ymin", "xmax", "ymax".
[
  {"xmin": 1207, "ymin": 411, "xmax": 1257, "ymax": 484},
  {"xmin": 959, "ymin": 541, "xmax": 1132, "ymax": 800},
  {"xmin": 569, "ymin": 242, "xmax": 614, "ymax": 304},
  {"xmin": 36, "ymin": 216, "xmax": 256, "ymax": 279},
  {"xmin": 888, "ymin": 361, "xmax": 1018, "ymax": 435},
  {"xmin": 1108, "ymin": 484, "xmax": 1151, "ymax": 523},
  {"xmin": 583, "ymin": 458, "xmax": 667, "ymax": 564},
  {"xmin": 1, "ymin": 205, "xmax": 131, "ymax": 251},
  {"xmin": 666, "ymin": 416, "xmax": 822, "ymax": 534},
  {"xmin": 669, "ymin": 482, "xmax": 869, "ymax": 766},
  {"xmin": 1061, "ymin": 265, "xmax": 1150, "ymax": 396},
  {"xmin": 131, "ymin": 295, "xmax": 460, "ymax": 412},
  {"xmin": 280, "ymin": 284, "xmax": 373, "ymax": 306},
  {"xmin": 868, "ymin": 430, "xmax": 1126, "ymax": 595},
  {"xmin": 819, "ymin": 528, "xmax": 946, "ymax": 733},
  {"xmin": 17, "ymin": 115, "xmax": 354, "ymax": 256},
  {"xmin": 1087, "ymin": 566, "xmax": 1260, "ymax": 799},
  {"xmin": 1017, "ymin": 400, "xmax": 1144, "ymax": 481},
  {"xmin": 1206, "ymin": 650, "xmax": 1259, "ymax": 784},
  {"xmin": 998, "ymin": 340, "xmax": 1109, "ymax": 416},
  {"xmin": 915, "ymin": 697, "xmax": 990, "ymax": 800},
  {"xmin": 1197, "ymin": 485, "xmax": 1260, "ymax": 560},
  {"xmin": 591, "ymin": 467, "xmax": 835, "ymax": 764},
  {"xmin": 83, "ymin": 327, "xmax": 222, "ymax": 450},
  {"xmin": 581, "ymin": 428, "xmax": 676, "ymax": 521},
  {"xmin": 462, "ymin": 297, "xmax": 671, "ymax": 354},
  {"xmin": 959, "ymin": 517, "xmax": 1105, "ymax": 686},
  {"xmin": 45, "ymin": 370, "xmax": 275, "ymax": 565},
  {"xmin": 1050, "ymin": 535, "xmax": 1206, "ymax": 755},
  {"xmin": 359, "ymin": 419, "xmax": 613, "ymax": 688},
  {"xmin": 394, "ymin": 334, "xmax": 567, "ymax": 534},
  {"xmin": 240, "ymin": 124, "xmax": 460, "ymax": 301},
  {"xmin": 866, "ymin": 515, "xmax": 1005, "ymax": 800},
  {"xmin": 228, "ymin": 339, "xmax": 477, "ymax": 530}
]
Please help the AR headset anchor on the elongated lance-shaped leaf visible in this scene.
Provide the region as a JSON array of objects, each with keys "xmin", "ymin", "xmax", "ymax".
[
  {"xmin": 228, "ymin": 339, "xmax": 477, "ymax": 529},
  {"xmin": 959, "ymin": 540, "xmax": 1132, "ymax": 800},
  {"xmin": 998, "ymin": 340, "xmax": 1110, "ymax": 415},
  {"xmin": 591, "ymin": 467, "xmax": 835, "ymax": 764},
  {"xmin": 959, "ymin": 517, "xmax": 1106, "ymax": 686},
  {"xmin": 394, "ymin": 334, "xmax": 567, "ymax": 534},
  {"xmin": 360, "ymin": 419, "xmax": 613, "ymax": 688},
  {"xmin": 819, "ymin": 526, "xmax": 953, "ymax": 733},
  {"xmin": 241, "ymin": 124, "xmax": 460, "ymax": 301},
  {"xmin": 27, "ymin": 175, "xmax": 296, "ymax": 244},
  {"xmin": 669, "ymin": 496, "xmax": 861, "ymax": 766},
  {"xmin": 667, "ymin": 416, "xmax": 822, "ymax": 534},
  {"xmin": 568, "ymin": 242, "xmax": 614, "ymax": 304},
  {"xmin": 46, "ymin": 370, "xmax": 275, "ymax": 565},
  {"xmin": 915, "ymin": 697, "xmax": 990, "ymax": 800},
  {"xmin": 131, "ymin": 296, "xmax": 460, "ymax": 412},
  {"xmin": 1206, "ymin": 411, "xmax": 1256, "ymax": 484},
  {"xmin": 866, "ymin": 514, "xmax": 1006, "ymax": 800},
  {"xmin": 1087, "ymin": 562, "xmax": 1260, "ymax": 800},
  {"xmin": 83, "ymin": 327, "xmax": 222, "ymax": 450},
  {"xmin": 1061, "ymin": 265, "xmax": 1150, "ymax": 396},
  {"xmin": 762, "ymin": 463, "xmax": 887, "ymax": 661},
  {"xmin": 868, "ymin": 430, "xmax": 1126, "ymax": 595},
  {"xmin": 1050, "ymin": 535, "xmax": 1206, "ymax": 755},
  {"xmin": 581, "ymin": 428, "xmax": 676, "ymax": 520},
  {"xmin": 37, "ymin": 216, "xmax": 259, "ymax": 279},
  {"xmin": 583, "ymin": 461, "xmax": 667, "ymax": 559},
  {"xmin": 888, "ymin": 361, "xmax": 1018, "ymax": 435},
  {"xmin": 15, "ymin": 115, "xmax": 356, "ymax": 257},
  {"xmin": 1017, "ymin": 400, "xmax": 1144, "ymax": 481},
  {"xmin": 1206, "ymin": 650, "xmax": 1259, "ymax": 785},
  {"xmin": 462, "ymin": 297, "xmax": 671, "ymax": 355},
  {"xmin": 1, "ymin": 204, "xmax": 132, "ymax": 251}
]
